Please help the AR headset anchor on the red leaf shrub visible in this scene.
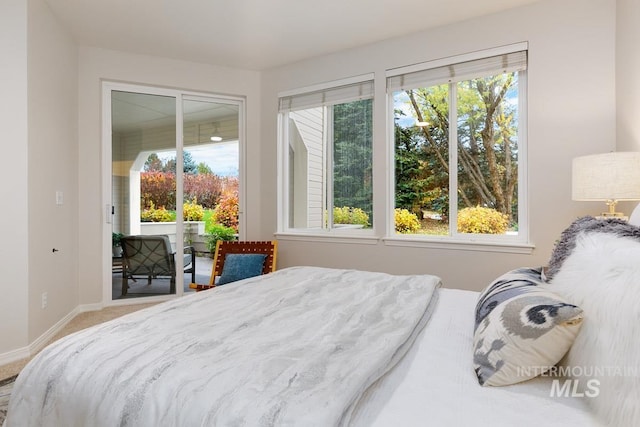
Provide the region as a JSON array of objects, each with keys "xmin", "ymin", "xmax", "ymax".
[
  {"xmin": 212, "ymin": 190, "xmax": 239, "ymax": 232},
  {"xmin": 141, "ymin": 172, "xmax": 239, "ymax": 211}
]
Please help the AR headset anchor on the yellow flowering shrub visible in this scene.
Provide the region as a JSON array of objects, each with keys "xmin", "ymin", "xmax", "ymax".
[
  {"xmin": 394, "ymin": 208, "xmax": 421, "ymax": 233},
  {"xmin": 332, "ymin": 206, "xmax": 370, "ymax": 227},
  {"xmin": 140, "ymin": 202, "xmax": 174, "ymax": 222},
  {"xmin": 457, "ymin": 206, "xmax": 508, "ymax": 234},
  {"xmin": 183, "ymin": 199, "xmax": 205, "ymax": 221}
]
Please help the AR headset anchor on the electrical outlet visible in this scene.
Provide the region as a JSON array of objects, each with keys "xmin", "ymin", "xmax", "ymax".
[{"xmin": 41, "ymin": 292, "xmax": 48, "ymax": 309}]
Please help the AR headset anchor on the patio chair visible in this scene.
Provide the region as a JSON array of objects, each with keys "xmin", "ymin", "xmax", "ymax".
[
  {"xmin": 189, "ymin": 240, "xmax": 277, "ymax": 291},
  {"xmin": 120, "ymin": 235, "xmax": 196, "ymax": 296}
]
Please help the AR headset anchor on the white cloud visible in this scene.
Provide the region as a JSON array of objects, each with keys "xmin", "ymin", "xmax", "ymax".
[
  {"xmin": 157, "ymin": 141, "xmax": 239, "ymax": 177},
  {"xmin": 187, "ymin": 142, "xmax": 239, "ymax": 177}
]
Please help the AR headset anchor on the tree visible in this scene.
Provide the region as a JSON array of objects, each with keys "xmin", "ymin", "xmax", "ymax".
[
  {"xmin": 183, "ymin": 151, "xmax": 197, "ymax": 175},
  {"xmin": 144, "ymin": 153, "xmax": 164, "ymax": 172},
  {"xmin": 333, "ymin": 99, "xmax": 373, "ymax": 219},
  {"xmin": 197, "ymin": 162, "xmax": 213, "ymax": 175},
  {"xmin": 163, "ymin": 158, "xmax": 176, "ymax": 173},
  {"xmin": 400, "ymin": 73, "xmax": 519, "ymax": 224},
  {"xmin": 145, "ymin": 151, "xmax": 198, "ymax": 174},
  {"xmin": 394, "ymin": 119, "xmax": 447, "ymax": 217}
]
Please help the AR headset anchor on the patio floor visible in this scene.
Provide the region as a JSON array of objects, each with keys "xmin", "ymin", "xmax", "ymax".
[{"xmin": 112, "ymin": 255, "xmax": 213, "ymax": 299}]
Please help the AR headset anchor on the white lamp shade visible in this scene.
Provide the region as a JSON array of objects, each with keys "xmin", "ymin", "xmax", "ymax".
[{"xmin": 572, "ymin": 152, "xmax": 640, "ymax": 201}]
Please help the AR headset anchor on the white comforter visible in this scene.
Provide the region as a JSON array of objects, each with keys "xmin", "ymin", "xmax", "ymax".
[{"xmin": 6, "ymin": 267, "xmax": 441, "ymax": 427}]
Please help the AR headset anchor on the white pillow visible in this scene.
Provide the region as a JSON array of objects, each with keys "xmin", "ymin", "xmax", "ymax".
[
  {"xmin": 545, "ymin": 230, "xmax": 640, "ymax": 427},
  {"xmin": 473, "ymin": 268, "xmax": 583, "ymax": 386},
  {"xmin": 629, "ymin": 202, "xmax": 640, "ymax": 226}
]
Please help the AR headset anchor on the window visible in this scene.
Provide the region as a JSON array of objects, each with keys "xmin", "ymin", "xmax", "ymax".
[
  {"xmin": 278, "ymin": 77, "xmax": 374, "ymax": 233},
  {"xmin": 388, "ymin": 49, "xmax": 528, "ymax": 242}
]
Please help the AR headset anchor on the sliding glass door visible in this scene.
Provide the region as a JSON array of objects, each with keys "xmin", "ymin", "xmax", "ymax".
[
  {"xmin": 181, "ymin": 97, "xmax": 241, "ymax": 294},
  {"xmin": 106, "ymin": 83, "xmax": 243, "ymax": 301}
]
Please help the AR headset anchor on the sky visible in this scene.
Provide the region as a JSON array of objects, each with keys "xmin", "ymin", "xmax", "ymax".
[
  {"xmin": 187, "ymin": 142, "xmax": 239, "ymax": 177},
  {"xmin": 158, "ymin": 141, "xmax": 239, "ymax": 177}
]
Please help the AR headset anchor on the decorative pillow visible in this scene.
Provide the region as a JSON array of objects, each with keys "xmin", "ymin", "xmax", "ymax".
[
  {"xmin": 544, "ymin": 215, "xmax": 638, "ymax": 282},
  {"xmin": 217, "ymin": 254, "xmax": 267, "ymax": 286},
  {"xmin": 544, "ymin": 224, "xmax": 640, "ymax": 426},
  {"xmin": 473, "ymin": 267, "xmax": 583, "ymax": 387},
  {"xmin": 630, "ymin": 202, "xmax": 640, "ymax": 226}
]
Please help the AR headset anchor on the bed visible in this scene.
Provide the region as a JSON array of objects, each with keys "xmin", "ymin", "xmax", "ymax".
[{"xmin": 7, "ymin": 217, "xmax": 637, "ymax": 426}]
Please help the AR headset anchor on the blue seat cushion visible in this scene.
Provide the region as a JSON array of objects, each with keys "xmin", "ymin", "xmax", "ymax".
[
  {"xmin": 183, "ymin": 253, "xmax": 192, "ymax": 268},
  {"xmin": 217, "ymin": 253, "xmax": 267, "ymax": 285}
]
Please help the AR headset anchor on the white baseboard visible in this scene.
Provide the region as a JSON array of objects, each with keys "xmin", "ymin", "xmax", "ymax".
[
  {"xmin": 0, "ymin": 347, "xmax": 30, "ymax": 367},
  {"xmin": 0, "ymin": 302, "xmax": 105, "ymax": 366}
]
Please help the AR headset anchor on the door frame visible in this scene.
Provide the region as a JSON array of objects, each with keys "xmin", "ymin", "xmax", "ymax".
[{"xmin": 101, "ymin": 81, "xmax": 246, "ymax": 305}]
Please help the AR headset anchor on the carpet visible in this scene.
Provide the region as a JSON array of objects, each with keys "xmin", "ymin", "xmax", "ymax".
[
  {"xmin": 0, "ymin": 302, "xmax": 161, "ymax": 425},
  {"xmin": 0, "ymin": 375, "xmax": 17, "ymax": 425}
]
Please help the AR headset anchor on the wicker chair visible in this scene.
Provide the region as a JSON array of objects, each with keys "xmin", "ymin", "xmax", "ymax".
[
  {"xmin": 120, "ymin": 235, "xmax": 195, "ymax": 296},
  {"xmin": 189, "ymin": 240, "xmax": 277, "ymax": 291}
]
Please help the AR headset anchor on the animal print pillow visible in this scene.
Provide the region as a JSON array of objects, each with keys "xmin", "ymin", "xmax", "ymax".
[{"xmin": 473, "ymin": 267, "xmax": 583, "ymax": 386}]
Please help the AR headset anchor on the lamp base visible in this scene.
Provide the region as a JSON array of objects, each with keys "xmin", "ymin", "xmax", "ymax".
[
  {"xmin": 600, "ymin": 200, "xmax": 629, "ymax": 220},
  {"xmin": 600, "ymin": 211, "xmax": 625, "ymax": 218},
  {"xmin": 596, "ymin": 213, "xmax": 629, "ymax": 221}
]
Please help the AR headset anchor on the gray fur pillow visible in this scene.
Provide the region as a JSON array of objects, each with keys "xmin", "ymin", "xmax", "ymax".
[
  {"xmin": 545, "ymin": 216, "xmax": 640, "ymax": 281},
  {"xmin": 543, "ymin": 219, "xmax": 640, "ymax": 426}
]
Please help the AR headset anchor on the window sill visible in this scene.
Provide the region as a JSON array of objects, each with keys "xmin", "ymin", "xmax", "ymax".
[
  {"xmin": 382, "ymin": 236, "xmax": 535, "ymax": 254},
  {"xmin": 274, "ymin": 232, "xmax": 379, "ymax": 245},
  {"xmin": 275, "ymin": 232, "xmax": 534, "ymax": 253}
]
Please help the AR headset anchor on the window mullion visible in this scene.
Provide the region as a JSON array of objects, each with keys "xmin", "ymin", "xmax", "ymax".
[
  {"xmin": 449, "ymin": 82, "xmax": 458, "ymax": 237},
  {"xmin": 324, "ymin": 106, "xmax": 333, "ymax": 230}
]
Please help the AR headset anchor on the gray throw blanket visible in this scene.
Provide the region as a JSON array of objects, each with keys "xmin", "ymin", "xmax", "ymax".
[{"xmin": 6, "ymin": 267, "xmax": 441, "ymax": 427}]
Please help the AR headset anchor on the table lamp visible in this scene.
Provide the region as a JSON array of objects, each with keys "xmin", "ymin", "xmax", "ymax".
[{"xmin": 572, "ymin": 151, "xmax": 640, "ymax": 218}]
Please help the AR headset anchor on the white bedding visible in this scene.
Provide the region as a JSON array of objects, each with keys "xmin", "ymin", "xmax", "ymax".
[
  {"xmin": 6, "ymin": 269, "xmax": 600, "ymax": 427},
  {"xmin": 6, "ymin": 267, "xmax": 440, "ymax": 427},
  {"xmin": 352, "ymin": 288, "xmax": 601, "ymax": 427}
]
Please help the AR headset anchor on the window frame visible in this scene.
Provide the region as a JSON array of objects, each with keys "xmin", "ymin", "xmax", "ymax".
[
  {"xmin": 384, "ymin": 42, "xmax": 532, "ymax": 252},
  {"xmin": 275, "ymin": 44, "xmax": 534, "ymax": 254},
  {"xmin": 276, "ymin": 74, "xmax": 377, "ymax": 239}
]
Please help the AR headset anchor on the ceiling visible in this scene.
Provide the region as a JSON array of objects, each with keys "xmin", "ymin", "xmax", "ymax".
[
  {"xmin": 112, "ymin": 91, "xmax": 238, "ymax": 133},
  {"xmin": 43, "ymin": 0, "xmax": 541, "ymax": 71}
]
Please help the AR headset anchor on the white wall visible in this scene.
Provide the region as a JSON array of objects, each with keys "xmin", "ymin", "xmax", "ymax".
[
  {"xmin": 261, "ymin": 0, "xmax": 617, "ymax": 290},
  {"xmin": 27, "ymin": 0, "xmax": 79, "ymax": 343},
  {"xmin": 0, "ymin": 0, "xmax": 29, "ymax": 357},
  {"xmin": 0, "ymin": 0, "xmax": 77, "ymax": 360},
  {"xmin": 616, "ymin": 0, "xmax": 640, "ymax": 151},
  {"xmin": 77, "ymin": 48, "xmax": 261, "ymax": 304}
]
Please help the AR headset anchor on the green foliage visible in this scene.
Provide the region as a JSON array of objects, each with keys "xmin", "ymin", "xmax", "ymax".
[
  {"xmin": 143, "ymin": 151, "xmax": 197, "ymax": 174},
  {"xmin": 112, "ymin": 232, "xmax": 124, "ymax": 247},
  {"xmin": 182, "ymin": 151, "xmax": 197, "ymax": 174},
  {"xmin": 395, "ymin": 72, "xmax": 520, "ymax": 224},
  {"xmin": 212, "ymin": 191, "xmax": 239, "ymax": 232},
  {"xmin": 332, "ymin": 206, "xmax": 370, "ymax": 227},
  {"xmin": 394, "ymin": 208, "xmax": 421, "ymax": 234},
  {"xmin": 333, "ymin": 99, "xmax": 373, "ymax": 220},
  {"xmin": 204, "ymin": 224, "xmax": 237, "ymax": 253},
  {"xmin": 144, "ymin": 153, "xmax": 164, "ymax": 172},
  {"xmin": 196, "ymin": 162, "xmax": 213, "ymax": 175},
  {"xmin": 457, "ymin": 206, "xmax": 508, "ymax": 234},
  {"xmin": 140, "ymin": 201, "xmax": 175, "ymax": 222},
  {"xmin": 183, "ymin": 199, "xmax": 205, "ymax": 221},
  {"xmin": 394, "ymin": 123, "xmax": 448, "ymax": 217}
]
